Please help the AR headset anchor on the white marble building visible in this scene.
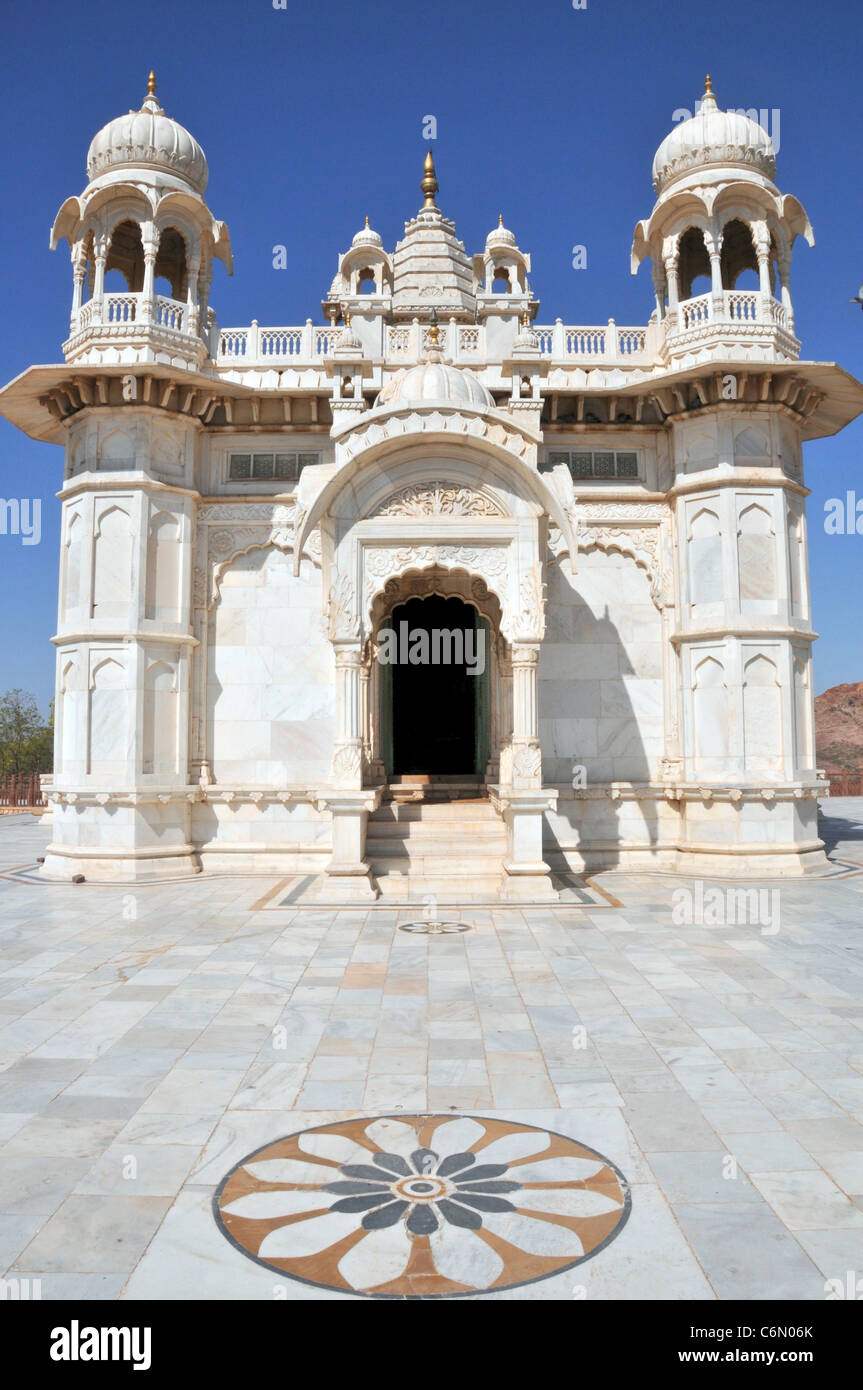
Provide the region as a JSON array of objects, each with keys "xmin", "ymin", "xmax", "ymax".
[{"xmin": 3, "ymin": 73, "xmax": 862, "ymax": 895}]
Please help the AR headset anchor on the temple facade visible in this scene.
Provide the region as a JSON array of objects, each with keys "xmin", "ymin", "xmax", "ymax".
[{"xmin": 3, "ymin": 73, "xmax": 862, "ymax": 895}]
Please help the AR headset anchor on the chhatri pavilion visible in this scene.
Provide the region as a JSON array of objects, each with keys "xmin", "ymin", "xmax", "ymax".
[{"xmin": 3, "ymin": 73, "xmax": 861, "ymax": 898}]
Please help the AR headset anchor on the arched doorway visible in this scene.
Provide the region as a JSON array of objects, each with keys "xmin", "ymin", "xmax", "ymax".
[{"xmin": 379, "ymin": 594, "xmax": 490, "ymax": 777}]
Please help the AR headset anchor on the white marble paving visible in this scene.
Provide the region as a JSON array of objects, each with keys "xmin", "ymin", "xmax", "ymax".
[{"xmin": 1, "ymin": 810, "xmax": 863, "ymax": 1298}]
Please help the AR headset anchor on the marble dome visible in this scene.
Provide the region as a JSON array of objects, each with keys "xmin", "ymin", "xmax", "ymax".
[
  {"xmin": 351, "ymin": 218, "xmax": 384, "ymax": 249},
  {"xmin": 486, "ymin": 215, "xmax": 517, "ymax": 251},
  {"xmin": 86, "ymin": 75, "xmax": 209, "ymax": 195},
  {"xmin": 652, "ymin": 78, "xmax": 775, "ymax": 194},
  {"xmin": 376, "ymin": 355, "xmax": 493, "ymax": 409}
]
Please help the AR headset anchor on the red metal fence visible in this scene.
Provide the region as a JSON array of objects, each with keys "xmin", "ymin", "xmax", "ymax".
[
  {"xmin": 0, "ymin": 774, "xmax": 46, "ymax": 808},
  {"xmin": 825, "ymin": 774, "xmax": 863, "ymax": 797}
]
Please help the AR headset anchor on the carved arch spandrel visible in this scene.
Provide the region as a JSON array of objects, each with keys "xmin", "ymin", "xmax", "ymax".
[
  {"xmin": 368, "ymin": 566, "xmax": 505, "ymax": 640},
  {"xmin": 192, "ymin": 501, "xmax": 323, "ymax": 613},
  {"xmin": 360, "ymin": 544, "xmax": 518, "ymax": 640},
  {"xmin": 578, "ymin": 526, "xmax": 672, "ymax": 610}
]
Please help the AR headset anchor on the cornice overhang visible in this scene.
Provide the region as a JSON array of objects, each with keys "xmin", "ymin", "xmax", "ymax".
[
  {"xmin": 0, "ymin": 361, "xmax": 273, "ymax": 443},
  {"xmin": 545, "ymin": 358, "xmax": 863, "ymax": 439}
]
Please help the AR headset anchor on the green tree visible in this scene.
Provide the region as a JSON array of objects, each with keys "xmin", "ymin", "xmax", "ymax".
[{"xmin": 0, "ymin": 690, "xmax": 53, "ymax": 775}]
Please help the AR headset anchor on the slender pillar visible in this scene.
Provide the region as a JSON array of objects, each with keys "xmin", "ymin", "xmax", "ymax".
[
  {"xmin": 664, "ymin": 253, "xmax": 680, "ymax": 326},
  {"xmin": 777, "ymin": 251, "xmax": 794, "ymax": 329},
  {"xmin": 707, "ymin": 236, "xmax": 723, "ymax": 316},
  {"xmin": 510, "ymin": 643, "xmax": 541, "ymax": 786},
  {"xmin": 756, "ymin": 253, "xmax": 771, "ymax": 320},
  {"xmin": 92, "ymin": 238, "xmax": 108, "ymax": 320},
  {"xmin": 198, "ymin": 261, "xmax": 212, "ymax": 345},
  {"xmin": 652, "ymin": 263, "xmax": 667, "ymax": 320},
  {"xmin": 320, "ymin": 643, "xmax": 380, "ymax": 900},
  {"xmin": 71, "ymin": 254, "xmax": 86, "ymax": 330},
  {"xmin": 753, "ymin": 226, "xmax": 772, "ymax": 320},
  {"xmin": 186, "ymin": 254, "xmax": 200, "ymax": 335},
  {"xmin": 359, "ymin": 657, "xmax": 371, "ymax": 774},
  {"xmin": 332, "ymin": 644, "xmax": 363, "ymax": 785},
  {"xmin": 141, "ymin": 239, "xmax": 157, "ymax": 324},
  {"xmin": 495, "ymin": 641, "xmax": 558, "ymax": 899}
]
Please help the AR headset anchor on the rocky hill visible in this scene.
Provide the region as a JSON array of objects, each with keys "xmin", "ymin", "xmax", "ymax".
[{"xmin": 815, "ymin": 682, "xmax": 863, "ymax": 774}]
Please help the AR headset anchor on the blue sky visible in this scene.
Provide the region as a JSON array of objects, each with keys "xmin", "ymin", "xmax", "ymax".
[{"xmin": 1, "ymin": 0, "xmax": 861, "ymax": 713}]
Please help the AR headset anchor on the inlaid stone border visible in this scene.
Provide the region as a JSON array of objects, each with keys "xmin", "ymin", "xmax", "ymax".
[{"xmin": 213, "ymin": 1112, "xmax": 631, "ymax": 1298}]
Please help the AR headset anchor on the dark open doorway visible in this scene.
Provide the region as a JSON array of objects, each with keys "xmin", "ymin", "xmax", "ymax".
[{"xmin": 381, "ymin": 594, "xmax": 489, "ymax": 777}]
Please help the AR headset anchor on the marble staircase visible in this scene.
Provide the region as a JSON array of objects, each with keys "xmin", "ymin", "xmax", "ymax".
[{"xmin": 366, "ymin": 796, "xmax": 508, "ymax": 900}]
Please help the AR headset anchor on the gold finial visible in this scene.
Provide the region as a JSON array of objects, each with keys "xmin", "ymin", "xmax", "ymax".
[
  {"xmin": 428, "ymin": 307, "xmax": 440, "ymax": 347},
  {"xmin": 421, "ymin": 150, "xmax": 439, "ymax": 210},
  {"xmin": 704, "ymin": 73, "xmax": 713, "ymax": 95},
  {"xmin": 522, "ymin": 308, "xmax": 530, "ymax": 327},
  {"xmin": 147, "ymin": 70, "xmax": 157, "ymax": 96},
  {"xmin": 365, "ymin": 215, "xmax": 369, "ymax": 228},
  {"xmin": 344, "ymin": 308, "xmax": 351, "ymax": 327},
  {"xmin": 499, "ymin": 213, "xmax": 504, "ymax": 226}
]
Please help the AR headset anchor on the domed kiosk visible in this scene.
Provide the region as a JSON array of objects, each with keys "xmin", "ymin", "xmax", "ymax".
[
  {"xmin": 49, "ymin": 73, "xmax": 231, "ymax": 368},
  {"xmin": 632, "ymin": 76, "xmax": 812, "ymax": 355}
]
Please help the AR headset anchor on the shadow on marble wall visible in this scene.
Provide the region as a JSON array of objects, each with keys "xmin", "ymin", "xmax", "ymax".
[{"xmin": 540, "ymin": 590, "xmax": 659, "ymax": 870}]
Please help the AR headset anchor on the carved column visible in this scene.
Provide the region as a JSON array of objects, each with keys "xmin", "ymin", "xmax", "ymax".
[
  {"xmin": 186, "ymin": 253, "xmax": 201, "ymax": 335},
  {"xmin": 141, "ymin": 237, "xmax": 158, "ymax": 324},
  {"xmin": 664, "ymin": 252, "xmax": 680, "ymax": 324},
  {"xmin": 320, "ymin": 642, "xmax": 381, "ymax": 900},
  {"xmin": 510, "ymin": 643, "xmax": 542, "ymax": 789},
  {"xmin": 493, "ymin": 625, "xmax": 557, "ymax": 899},
  {"xmin": 754, "ymin": 226, "xmax": 772, "ymax": 317},
  {"xmin": 706, "ymin": 233, "xmax": 723, "ymax": 315},
  {"xmin": 198, "ymin": 260, "xmax": 213, "ymax": 346},
  {"xmin": 71, "ymin": 245, "xmax": 87, "ymax": 329},
  {"xmin": 331, "ymin": 645, "xmax": 364, "ymax": 787},
  {"xmin": 651, "ymin": 262, "xmax": 667, "ymax": 320},
  {"xmin": 92, "ymin": 236, "xmax": 108, "ymax": 320},
  {"xmin": 776, "ymin": 248, "xmax": 793, "ymax": 329}
]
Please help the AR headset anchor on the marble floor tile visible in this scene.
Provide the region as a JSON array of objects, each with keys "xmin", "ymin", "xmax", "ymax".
[
  {"xmin": 749, "ymin": 1170, "xmax": 863, "ymax": 1230},
  {"xmin": 4, "ymin": 810, "xmax": 863, "ymax": 1300},
  {"xmin": 74, "ymin": 1144, "xmax": 198, "ymax": 1196},
  {"xmin": 728, "ymin": 1132, "xmax": 820, "ymax": 1173},
  {"xmin": 814, "ymin": 1152, "xmax": 863, "ymax": 1195},
  {"xmin": 295, "ymin": 1080, "xmax": 366, "ymax": 1109},
  {"xmin": 671, "ymin": 1200, "xmax": 825, "ymax": 1299},
  {"xmin": 139, "ymin": 1068, "xmax": 247, "ymax": 1114},
  {"xmin": 11, "ymin": 1194, "xmax": 171, "ymax": 1274},
  {"xmin": 647, "ymin": 1150, "xmax": 758, "ymax": 1202},
  {"xmin": 2, "ymin": 1116, "xmax": 128, "ymax": 1159}
]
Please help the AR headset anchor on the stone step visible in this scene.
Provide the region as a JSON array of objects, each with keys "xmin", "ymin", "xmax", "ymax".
[
  {"xmin": 370, "ymin": 800, "xmax": 499, "ymax": 823},
  {"xmin": 369, "ymin": 852, "xmax": 506, "ymax": 876},
  {"xmin": 369, "ymin": 844, "xmax": 508, "ymax": 860},
  {"xmin": 373, "ymin": 873, "xmax": 504, "ymax": 900},
  {"xmin": 366, "ymin": 822, "xmax": 506, "ymax": 842}
]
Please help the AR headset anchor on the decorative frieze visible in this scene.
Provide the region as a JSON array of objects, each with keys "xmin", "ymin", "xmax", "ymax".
[{"xmin": 370, "ymin": 481, "xmax": 504, "ymax": 518}]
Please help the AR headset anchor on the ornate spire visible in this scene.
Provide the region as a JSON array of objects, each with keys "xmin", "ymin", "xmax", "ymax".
[
  {"xmin": 421, "ymin": 150, "xmax": 439, "ymax": 210},
  {"xmin": 701, "ymin": 72, "xmax": 718, "ymax": 113},
  {"xmin": 141, "ymin": 69, "xmax": 162, "ymax": 114}
]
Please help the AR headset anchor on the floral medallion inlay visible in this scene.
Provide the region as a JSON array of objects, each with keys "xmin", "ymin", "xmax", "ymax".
[{"xmin": 214, "ymin": 1114, "xmax": 630, "ymax": 1297}]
